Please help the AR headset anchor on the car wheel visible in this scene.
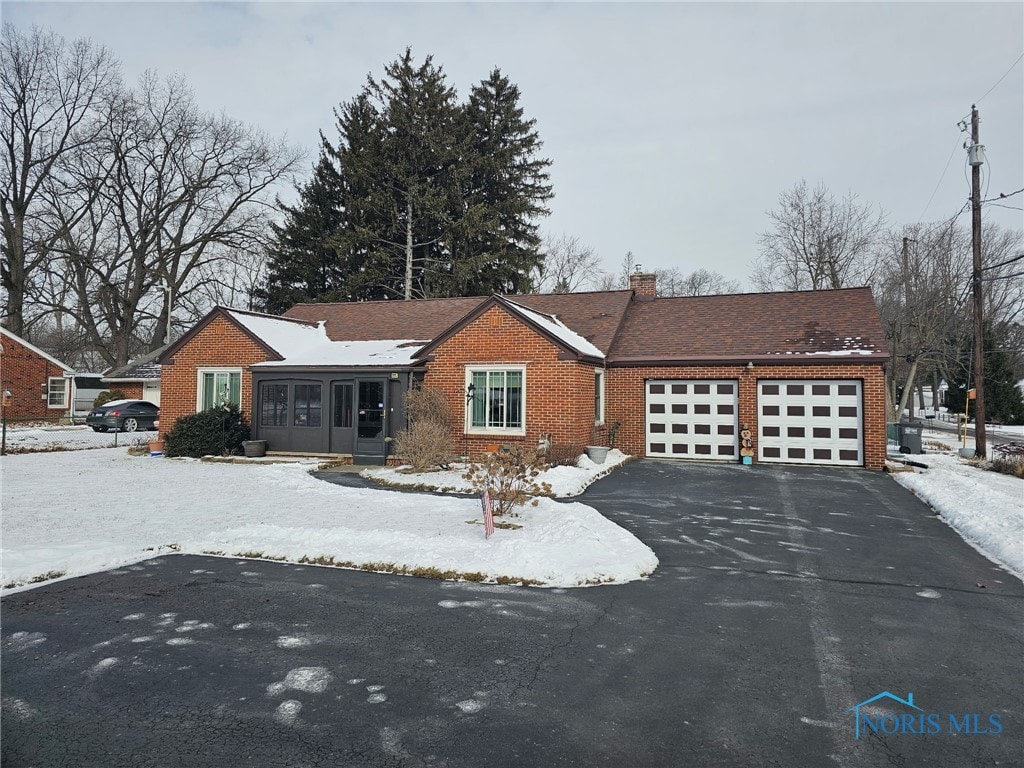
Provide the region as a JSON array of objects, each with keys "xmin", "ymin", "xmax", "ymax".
[{"xmin": 121, "ymin": 417, "xmax": 139, "ymax": 433}]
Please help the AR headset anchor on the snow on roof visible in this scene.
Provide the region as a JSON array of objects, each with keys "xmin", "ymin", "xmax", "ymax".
[
  {"xmin": 502, "ymin": 299, "xmax": 605, "ymax": 359},
  {"xmin": 225, "ymin": 310, "xmax": 328, "ymax": 359},
  {"xmin": 253, "ymin": 340, "xmax": 429, "ymax": 368}
]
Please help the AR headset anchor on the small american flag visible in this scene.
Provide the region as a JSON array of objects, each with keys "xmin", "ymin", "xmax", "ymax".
[{"xmin": 481, "ymin": 489, "xmax": 495, "ymax": 539}]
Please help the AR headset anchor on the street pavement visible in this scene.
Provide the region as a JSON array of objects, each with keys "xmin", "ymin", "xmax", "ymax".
[{"xmin": 3, "ymin": 461, "xmax": 1021, "ymax": 767}]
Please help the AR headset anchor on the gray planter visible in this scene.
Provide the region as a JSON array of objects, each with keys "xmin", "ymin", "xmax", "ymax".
[
  {"xmin": 243, "ymin": 440, "xmax": 268, "ymax": 458},
  {"xmin": 957, "ymin": 447, "xmax": 975, "ymax": 459},
  {"xmin": 585, "ymin": 445, "xmax": 610, "ymax": 464}
]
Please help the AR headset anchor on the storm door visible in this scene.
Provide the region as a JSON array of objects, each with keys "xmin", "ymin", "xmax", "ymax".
[{"xmin": 354, "ymin": 380, "xmax": 386, "ymax": 460}]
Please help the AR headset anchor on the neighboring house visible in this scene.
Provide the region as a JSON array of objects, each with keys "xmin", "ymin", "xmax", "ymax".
[
  {"xmin": 157, "ymin": 275, "xmax": 890, "ymax": 468},
  {"xmin": 102, "ymin": 347, "xmax": 164, "ymax": 405},
  {"xmin": 0, "ymin": 327, "xmax": 76, "ymax": 419}
]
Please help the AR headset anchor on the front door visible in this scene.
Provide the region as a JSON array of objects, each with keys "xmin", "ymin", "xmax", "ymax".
[
  {"xmin": 354, "ymin": 380, "xmax": 386, "ymax": 463},
  {"xmin": 330, "ymin": 381, "xmax": 354, "ymax": 455}
]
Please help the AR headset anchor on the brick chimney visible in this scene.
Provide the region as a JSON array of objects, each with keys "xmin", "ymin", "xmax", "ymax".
[{"xmin": 629, "ymin": 272, "xmax": 657, "ymax": 298}]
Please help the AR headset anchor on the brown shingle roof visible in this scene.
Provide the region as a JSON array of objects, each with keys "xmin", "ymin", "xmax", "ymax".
[
  {"xmin": 277, "ymin": 287, "xmax": 887, "ymax": 365},
  {"xmin": 607, "ymin": 287, "xmax": 889, "ymax": 363},
  {"xmin": 283, "ymin": 297, "xmax": 484, "ymax": 343},
  {"xmin": 282, "ymin": 290, "xmax": 634, "ymax": 355},
  {"xmin": 511, "ymin": 291, "xmax": 634, "ymax": 355}
]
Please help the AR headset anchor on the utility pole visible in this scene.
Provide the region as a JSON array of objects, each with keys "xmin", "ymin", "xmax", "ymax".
[
  {"xmin": 164, "ymin": 281, "xmax": 173, "ymax": 346},
  {"xmin": 969, "ymin": 105, "xmax": 986, "ymax": 457},
  {"xmin": 901, "ymin": 236, "xmax": 917, "ymax": 420}
]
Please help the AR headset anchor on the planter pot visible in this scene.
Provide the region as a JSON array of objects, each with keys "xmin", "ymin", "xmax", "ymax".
[
  {"xmin": 585, "ymin": 445, "xmax": 610, "ymax": 464},
  {"xmin": 148, "ymin": 439, "xmax": 164, "ymax": 457},
  {"xmin": 243, "ymin": 440, "xmax": 268, "ymax": 458},
  {"xmin": 958, "ymin": 447, "xmax": 976, "ymax": 459}
]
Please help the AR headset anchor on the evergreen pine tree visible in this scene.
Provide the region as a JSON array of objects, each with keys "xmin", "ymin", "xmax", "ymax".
[
  {"xmin": 257, "ymin": 154, "xmax": 348, "ymax": 313},
  {"xmin": 259, "ymin": 50, "xmax": 553, "ymax": 309},
  {"xmin": 460, "ymin": 69, "xmax": 553, "ymax": 295}
]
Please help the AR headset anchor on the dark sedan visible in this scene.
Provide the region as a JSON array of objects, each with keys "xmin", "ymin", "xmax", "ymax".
[{"xmin": 85, "ymin": 399, "xmax": 159, "ymax": 433}]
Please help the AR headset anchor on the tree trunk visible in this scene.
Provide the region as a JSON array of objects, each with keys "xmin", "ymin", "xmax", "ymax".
[
  {"xmin": 897, "ymin": 358, "xmax": 919, "ymax": 421},
  {"xmin": 404, "ymin": 200, "xmax": 414, "ymax": 300}
]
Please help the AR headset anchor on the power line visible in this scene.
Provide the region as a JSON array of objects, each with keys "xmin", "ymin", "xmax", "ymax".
[
  {"xmin": 980, "ymin": 270, "xmax": 1024, "ymax": 282},
  {"xmin": 916, "ymin": 138, "xmax": 963, "ymax": 223},
  {"xmin": 986, "ymin": 203, "xmax": 1023, "ymax": 211},
  {"xmin": 981, "ymin": 253, "xmax": 1024, "ymax": 271},
  {"xmin": 981, "ymin": 187, "xmax": 1023, "ymax": 203},
  {"xmin": 976, "ymin": 51, "xmax": 1024, "ymax": 105}
]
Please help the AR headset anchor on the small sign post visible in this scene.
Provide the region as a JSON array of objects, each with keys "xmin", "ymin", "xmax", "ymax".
[{"xmin": 481, "ymin": 489, "xmax": 495, "ymax": 539}]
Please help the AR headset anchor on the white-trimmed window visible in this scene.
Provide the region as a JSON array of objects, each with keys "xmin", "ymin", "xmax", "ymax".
[
  {"xmin": 594, "ymin": 370, "xmax": 605, "ymax": 424},
  {"xmin": 47, "ymin": 377, "xmax": 68, "ymax": 408},
  {"xmin": 466, "ymin": 366, "xmax": 525, "ymax": 434},
  {"xmin": 197, "ymin": 368, "xmax": 242, "ymax": 410}
]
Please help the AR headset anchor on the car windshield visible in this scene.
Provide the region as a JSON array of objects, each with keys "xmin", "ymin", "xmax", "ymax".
[{"xmin": 98, "ymin": 399, "xmax": 143, "ymax": 409}]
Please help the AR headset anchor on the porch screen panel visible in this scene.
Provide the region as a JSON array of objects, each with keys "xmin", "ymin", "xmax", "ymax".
[
  {"xmin": 293, "ymin": 384, "xmax": 322, "ymax": 427},
  {"xmin": 333, "ymin": 383, "xmax": 353, "ymax": 428},
  {"xmin": 261, "ymin": 384, "xmax": 289, "ymax": 426}
]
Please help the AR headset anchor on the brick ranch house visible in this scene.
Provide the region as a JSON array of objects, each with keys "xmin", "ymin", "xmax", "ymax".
[
  {"xmin": 0, "ymin": 326, "xmax": 77, "ymax": 419},
  {"xmin": 157, "ymin": 275, "xmax": 890, "ymax": 469},
  {"xmin": 102, "ymin": 346, "xmax": 163, "ymax": 406}
]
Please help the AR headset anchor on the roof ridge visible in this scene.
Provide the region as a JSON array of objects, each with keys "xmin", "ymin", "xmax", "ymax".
[
  {"xmin": 224, "ymin": 306, "xmax": 319, "ymax": 326},
  {"xmin": 0, "ymin": 326, "xmax": 75, "ymax": 372}
]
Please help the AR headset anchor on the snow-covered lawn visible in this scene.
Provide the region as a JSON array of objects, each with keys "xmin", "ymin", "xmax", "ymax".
[
  {"xmin": 2, "ymin": 423, "xmax": 152, "ymax": 452},
  {"xmin": 362, "ymin": 449, "xmax": 630, "ymax": 497},
  {"xmin": 893, "ymin": 452, "xmax": 1023, "ymax": 579},
  {"xmin": 0, "ymin": 448, "xmax": 656, "ymax": 592}
]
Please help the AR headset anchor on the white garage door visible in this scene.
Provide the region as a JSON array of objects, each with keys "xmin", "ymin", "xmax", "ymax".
[
  {"xmin": 646, "ymin": 380, "xmax": 739, "ymax": 460},
  {"xmin": 758, "ymin": 380, "xmax": 863, "ymax": 466}
]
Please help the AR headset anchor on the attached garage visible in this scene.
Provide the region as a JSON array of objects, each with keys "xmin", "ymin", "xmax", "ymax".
[
  {"xmin": 758, "ymin": 380, "xmax": 863, "ymax": 467},
  {"xmin": 646, "ymin": 380, "xmax": 739, "ymax": 460}
]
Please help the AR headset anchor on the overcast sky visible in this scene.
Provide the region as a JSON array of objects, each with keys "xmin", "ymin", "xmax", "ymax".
[{"xmin": 8, "ymin": 1, "xmax": 1024, "ymax": 289}]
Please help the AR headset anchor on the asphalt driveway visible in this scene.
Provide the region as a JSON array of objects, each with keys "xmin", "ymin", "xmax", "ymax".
[{"xmin": 2, "ymin": 461, "xmax": 1021, "ymax": 767}]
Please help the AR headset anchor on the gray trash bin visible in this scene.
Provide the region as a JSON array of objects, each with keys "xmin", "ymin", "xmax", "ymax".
[{"xmin": 898, "ymin": 421, "xmax": 923, "ymax": 454}]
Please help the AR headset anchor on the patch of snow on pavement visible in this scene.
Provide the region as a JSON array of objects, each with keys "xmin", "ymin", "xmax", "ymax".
[
  {"xmin": 274, "ymin": 699, "xmax": 302, "ymax": 725},
  {"xmin": 0, "ymin": 448, "xmax": 655, "ymax": 591},
  {"xmin": 362, "ymin": 450, "xmax": 631, "ymax": 498},
  {"xmin": 893, "ymin": 452, "xmax": 1023, "ymax": 580},
  {"xmin": 267, "ymin": 667, "xmax": 333, "ymax": 696}
]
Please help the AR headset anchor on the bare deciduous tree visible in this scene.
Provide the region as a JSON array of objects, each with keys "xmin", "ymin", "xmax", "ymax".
[
  {"xmin": 44, "ymin": 72, "xmax": 303, "ymax": 366},
  {"xmin": 0, "ymin": 23, "xmax": 119, "ymax": 336},
  {"xmin": 656, "ymin": 267, "xmax": 741, "ymax": 296},
  {"xmin": 752, "ymin": 180, "xmax": 885, "ymax": 292},
  {"xmin": 875, "ymin": 220, "xmax": 1023, "ymax": 420},
  {"xmin": 532, "ymin": 234, "xmax": 601, "ymax": 293},
  {"xmin": 594, "ymin": 251, "xmax": 740, "ymax": 296}
]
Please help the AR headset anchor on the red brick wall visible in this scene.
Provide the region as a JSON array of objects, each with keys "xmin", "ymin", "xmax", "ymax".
[
  {"xmin": 159, "ymin": 316, "xmax": 269, "ymax": 437},
  {"xmin": 106, "ymin": 383, "xmax": 144, "ymax": 400},
  {"xmin": 424, "ymin": 306, "xmax": 600, "ymax": 456},
  {"xmin": 606, "ymin": 362, "xmax": 888, "ymax": 470},
  {"xmin": 0, "ymin": 334, "xmax": 69, "ymax": 419}
]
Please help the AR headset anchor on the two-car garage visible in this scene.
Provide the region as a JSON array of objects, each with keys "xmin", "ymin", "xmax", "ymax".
[{"xmin": 645, "ymin": 378, "xmax": 864, "ymax": 467}]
